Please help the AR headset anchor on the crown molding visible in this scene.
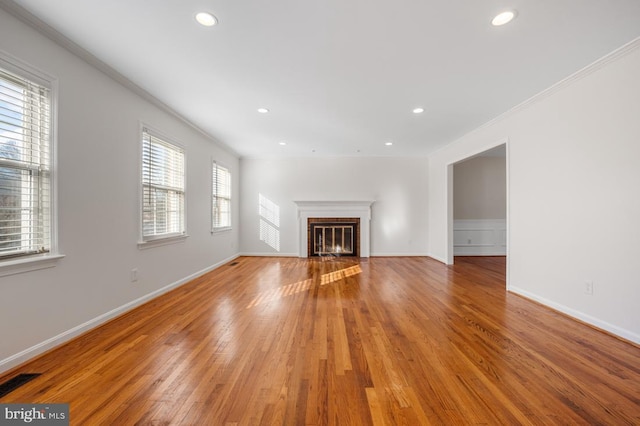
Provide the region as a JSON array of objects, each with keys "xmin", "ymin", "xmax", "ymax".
[
  {"xmin": 431, "ymin": 36, "xmax": 640, "ymax": 157},
  {"xmin": 0, "ymin": 0, "xmax": 239, "ymax": 158},
  {"xmin": 489, "ymin": 37, "xmax": 640, "ymax": 125}
]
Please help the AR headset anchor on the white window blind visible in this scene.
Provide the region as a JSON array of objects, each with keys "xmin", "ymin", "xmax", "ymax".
[
  {"xmin": 141, "ymin": 129, "xmax": 185, "ymax": 240},
  {"xmin": 212, "ymin": 162, "xmax": 231, "ymax": 230},
  {"xmin": 0, "ymin": 66, "xmax": 51, "ymax": 260}
]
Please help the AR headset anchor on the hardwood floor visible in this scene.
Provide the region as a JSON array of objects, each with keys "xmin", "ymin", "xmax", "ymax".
[{"xmin": 1, "ymin": 256, "xmax": 639, "ymax": 425}]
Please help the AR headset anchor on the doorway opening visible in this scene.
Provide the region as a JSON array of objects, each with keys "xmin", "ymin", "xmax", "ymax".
[{"xmin": 448, "ymin": 143, "xmax": 508, "ymax": 285}]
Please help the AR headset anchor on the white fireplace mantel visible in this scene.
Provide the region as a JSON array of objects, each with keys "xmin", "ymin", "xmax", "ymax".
[{"xmin": 294, "ymin": 200, "xmax": 374, "ymax": 258}]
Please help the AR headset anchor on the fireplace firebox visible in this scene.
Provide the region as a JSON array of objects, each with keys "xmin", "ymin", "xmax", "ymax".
[{"xmin": 308, "ymin": 218, "xmax": 359, "ymax": 257}]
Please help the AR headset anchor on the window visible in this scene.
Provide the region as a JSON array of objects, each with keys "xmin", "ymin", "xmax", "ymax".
[
  {"xmin": 212, "ymin": 162, "xmax": 231, "ymax": 230},
  {"xmin": 0, "ymin": 63, "xmax": 52, "ymax": 261},
  {"xmin": 141, "ymin": 128, "xmax": 185, "ymax": 242}
]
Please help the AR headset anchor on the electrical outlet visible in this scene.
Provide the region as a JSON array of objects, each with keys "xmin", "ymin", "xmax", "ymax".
[
  {"xmin": 584, "ymin": 281, "xmax": 594, "ymax": 295},
  {"xmin": 131, "ymin": 268, "xmax": 139, "ymax": 283}
]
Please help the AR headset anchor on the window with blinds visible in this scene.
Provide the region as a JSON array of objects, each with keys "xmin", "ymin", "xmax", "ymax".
[
  {"xmin": 212, "ymin": 162, "xmax": 231, "ymax": 230},
  {"xmin": 0, "ymin": 65, "xmax": 51, "ymax": 260},
  {"xmin": 141, "ymin": 128, "xmax": 185, "ymax": 241}
]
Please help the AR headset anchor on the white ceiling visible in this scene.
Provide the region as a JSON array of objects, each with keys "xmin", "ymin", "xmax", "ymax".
[{"xmin": 6, "ymin": 0, "xmax": 640, "ymax": 158}]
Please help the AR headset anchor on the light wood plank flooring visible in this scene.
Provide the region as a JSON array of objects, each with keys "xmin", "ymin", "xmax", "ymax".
[{"xmin": 1, "ymin": 256, "xmax": 639, "ymax": 425}]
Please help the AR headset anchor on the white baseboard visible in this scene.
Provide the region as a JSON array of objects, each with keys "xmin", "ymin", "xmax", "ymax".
[
  {"xmin": 454, "ymin": 251, "xmax": 507, "ymax": 256},
  {"xmin": 239, "ymin": 252, "xmax": 298, "ymax": 257},
  {"xmin": 0, "ymin": 253, "xmax": 240, "ymax": 375},
  {"xmin": 427, "ymin": 254, "xmax": 448, "ymax": 264},
  {"xmin": 240, "ymin": 252, "xmax": 430, "ymax": 258},
  {"xmin": 370, "ymin": 253, "xmax": 429, "ymax": 257},
  {"xmin": 509, "ymin": 286, "xmax": 640, "ymax": 345}
]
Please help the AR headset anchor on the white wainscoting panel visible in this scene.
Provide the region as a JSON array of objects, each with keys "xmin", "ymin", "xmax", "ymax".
[{"xmin": 453, "ymin": 219, "xmax": 506, "ymax": 256}]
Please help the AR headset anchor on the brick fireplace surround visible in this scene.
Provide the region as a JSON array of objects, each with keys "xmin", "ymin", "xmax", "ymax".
[{"xmin": 294, "ymin": 201, "xmax": 373, "ymax": 258}]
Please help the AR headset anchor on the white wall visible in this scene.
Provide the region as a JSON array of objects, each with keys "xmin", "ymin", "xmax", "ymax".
[
  {"xmin": 454, "ymin": 156, "xmax": 506, "ymax": 220},
  {"xmin": 240, "ymin": 157, "xmax": 429, "ymax": 257},
  {"xmin": 0, "ymin": 9, "xmax": 239, "ymax": 372},
  {"xmin": 428, "ymin": 40, "xmax": 640, "ymax": 343}
]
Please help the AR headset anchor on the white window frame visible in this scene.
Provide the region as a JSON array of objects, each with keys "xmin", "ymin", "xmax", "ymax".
[
  {"xmin": 138, "ymin": 124, "xmax": 187, "ymax": 248},
  {"xmin": 211, "ymin": 161, "xmax": 231, "ymax": 232},
  {"xmin": 0, "ymin": 51, "xmax": 62, "ymax": 277}
]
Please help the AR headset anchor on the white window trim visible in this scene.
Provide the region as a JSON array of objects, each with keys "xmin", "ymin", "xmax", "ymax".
[
  {"xmin": 211, "ymin": 227, "xmax": 232, "ymax": 234},
  {"xmin": 137, "ymin": 123, "xmax": 188, "ymax": 248},
  {"xmin": 0, "ymin": 50, "xmax": 63, "ymax": 276},
  {"xmin": 0, "ymin": 253, "xmax": 65, "ymax": 278},
  {"xmin": 211, "ymin": 160, "xmax": 231, "ymax": 233},
  {"xmin": 137, "ymin": 233, "xmax": 188, "ymax": 250}
]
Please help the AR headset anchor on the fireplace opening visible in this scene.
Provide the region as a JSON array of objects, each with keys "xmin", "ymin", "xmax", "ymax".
[{"xmin": 308, "ymin": 218, "xmax": 359, "ymax": 257}]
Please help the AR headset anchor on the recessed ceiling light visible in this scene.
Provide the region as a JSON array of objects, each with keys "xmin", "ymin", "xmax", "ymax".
[
  {"xmin": 279, "ymin": 141, "xmax": 287, "ymax": 146},
  {"xmin": 491, "ymin": 11, "xmax": 516, "ymax": 26},
  {"xmin": 385, "ymin": 142, "xmax": 393, "ymax": 146},
  {"xmin": 412, "ymin": 107, "xmax": 424, "ymax": 114},
  {"xmin": 195, "ymin": 12, "xmax": 218, "ymax": 27},
  {"xmin": 257, "ymin": 108, "xmax": 269, "ymax": 113}
]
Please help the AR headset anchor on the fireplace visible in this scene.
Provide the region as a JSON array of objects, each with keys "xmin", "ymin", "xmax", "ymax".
[
  {"xmin": 294, "ymin": 201, "xmax": 373, "ymax": 258},
  {"xmin": 308, "ymin": 218, "xmax": 359, "ymax": 257}
]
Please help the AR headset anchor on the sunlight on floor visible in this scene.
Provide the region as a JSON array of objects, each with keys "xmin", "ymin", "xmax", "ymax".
[
  {"xmin": 245, "ymin": 278, "xmax": 313, "ymax": 309},
  {"xmin": 320, "ymin": 265, "xmax": 362, "ymax": 285},
  {"xmin": 245, "ymin": 264, "xmax": 362, "ymax": 309}
]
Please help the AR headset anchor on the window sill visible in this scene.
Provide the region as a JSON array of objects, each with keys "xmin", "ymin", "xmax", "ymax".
[
  {"xmin": 211, "ymin": 227, "xmax": 232, "ymax": 234},
  {"xmin": 138, "ymin": 234, "xmax": 189, "ymax": 250},
  {"xmin": 0, "ymin": 253, "xmax": 65, "ymax": 278}
]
